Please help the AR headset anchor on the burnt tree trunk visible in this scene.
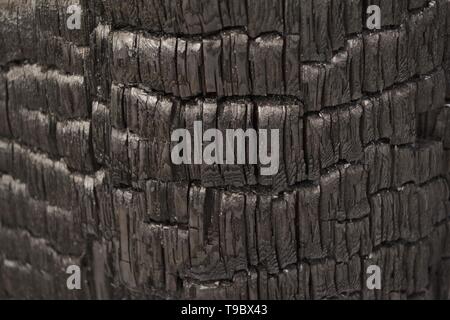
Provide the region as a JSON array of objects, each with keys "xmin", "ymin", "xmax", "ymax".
[{"xmin": 0, "ymin": 0, "xmax": 450, "ymax": 300}]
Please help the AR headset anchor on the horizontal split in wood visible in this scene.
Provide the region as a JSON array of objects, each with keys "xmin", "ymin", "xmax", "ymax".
[{"xmin": 103, "ymin": 3, "xmax": 445, "ymax": 106}]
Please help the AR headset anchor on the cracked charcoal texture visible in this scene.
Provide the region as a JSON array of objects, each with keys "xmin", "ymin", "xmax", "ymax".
[{"xmin": 0, "ymin": 0, "xmax": 450, "ymax": 300}]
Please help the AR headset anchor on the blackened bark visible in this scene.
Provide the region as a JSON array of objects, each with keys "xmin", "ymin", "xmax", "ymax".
[{"xmin": 0, "ymin": 0, "xmax": 449, "ymax": 300}]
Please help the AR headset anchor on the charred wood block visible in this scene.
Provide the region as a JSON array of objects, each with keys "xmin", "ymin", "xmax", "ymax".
[
  {"xmin": 364, "ymin": 143, "xmax": 392, "ymax": 194},
  {"xmin": 432, "ymin": 105, "xmax": 450, "ymax": 149},
  {"xmin": 90, "ymin": 24, "xmax": 111, "ymax": 100},
  {"xmin": 249, "ymin": 35, "xmax": 284, "ymax": 96},
  {"xmin": 217, "ymin": 100, "xmax": 252, "ymax": 187},
  {"xmin": 45, "ymin": 205, "xmax": 83, "ymax": 256},
  {"xmin": 299, "ymin": 0, "xmax": 332, "ymax": 62},
  {"xmin": 0, "ymin": 0, "xmax": 37, "ymax": 65},
  {"xmin": 52, "ymin": 72, "xmax": 90, "ymax": 119},
  {"xmin": 392, "ymin": 145, "xmax": 417, "ymax": 187},
  {"xmin": 0, "ymin": 74, "xmax": 10, "ymax": 137},
  {"xmin": 7, "ymin": 65, "xmax": 47, "ymax": 113},
  {"xmin": 363, "ymin": 33, "xmax": 382, "ymax": 93},
  {"xmin": 339, "ymin": 164, "xmax": 370, "ymax": 220},
  {"xmin": 138, "ymin": 33, "xmax": 164, "ymax": 92},
  {"xmin": 390, "ymin": 84, "xmax": 417, "ymax": 145},
  {"xmin": 110, "ymin": 128, "xmax": 131, "ymax": 185},
  {"xmin": 220, "ymin": 31, "xmax": 251, "ymax": 96},
  {"xmin": 56, "ymin": 120, "xmax": 94, "ymax": 173},
  {"xmin": 0, "ymin": 140, "xmax": 13, "ymax": 174},
  {"xmin": 111, "ymin": 31, "xmax": 139, "ymax": 85},
  {"xmin": 255, "ymin": 195, "xmax": 280, "ymax": 274},
  {"xmin": 201, "ymin": 37, "xmax": 224, "ymax": 96},
  {"xmin": 36, "ymin": 35, "xmax": 90, "ymax": 76},
  {"xmin": 284, "ymin": 35, "xmax": 301, "ymax": 96},
  {"xmin": 256, "ymin": 99, "xmax": 305, "ymax": 191},
  {"xmin": 323, "ymin": 52, "xmax": 351, "ymax": 107},
  {"xmin": 305, "ymin": 113, "xmax": 338, "ymax": 180},
  {"xmin": 297, "ymin": 185, "xmax": 324, "ymax": 260},
  {"xmin": 346, "ymin": 37, "xmax": 363, "ymax": 100},
  {"xmin": 0, "ymin": 176, "xmax": 27, "ymax": 230},
  {"xmin": 9, "ymin": 109, "xmax": 57, "ymax": 156},
  {"xmin": 344, "ymin": 0, "xmax": 363, "ymax": 34},
  {"xmin": 217, "ymin": 192, "xmax": 248, "ymax": 275},
  {"xmin": 380, "ymin": 30, "xmax": 399, "ymax": 88},
  {"xmin": 113, "ymin": 188, "xmax": 145, "ymax": 288},
  {"xmin": 247, "ymin": 0, "xmax": 284, "ymax": 38},
  {"xmin": 92, "ymin": 101, "xmax": 111, "ymax": 165},
  {"xmin": 301, "ymin": 64, "xmax": 326, "ymax": 112},
  {"xmin": 272, "ymin": 193, "xmax": 298, "ymax": 269},
  {"xmin": 160, "ymin": 36, "xmax": 179, "ymax": 96}
]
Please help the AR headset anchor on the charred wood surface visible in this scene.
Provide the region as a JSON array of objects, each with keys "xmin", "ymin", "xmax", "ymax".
[{"xmin": 0, "ymin": 0, "xmax": 450, "ymax": 300}]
